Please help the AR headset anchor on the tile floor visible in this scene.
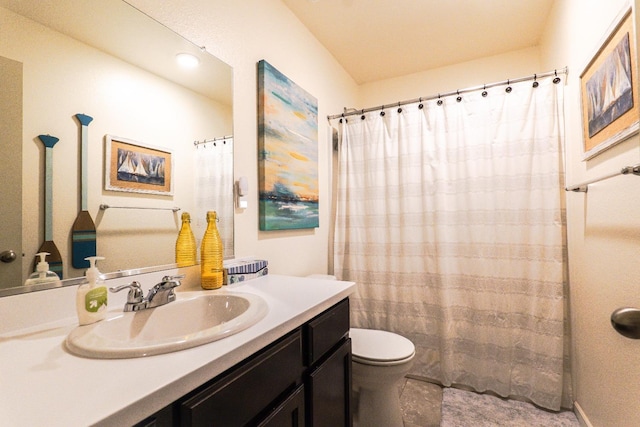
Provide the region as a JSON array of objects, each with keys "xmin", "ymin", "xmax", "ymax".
[
  {"xmin": 397, "ymin": 377, "xmax": 578, "ymax": 427},
  {"xmin": 399, "ymin": 377, "xmax": 443, "ymax": 427}
]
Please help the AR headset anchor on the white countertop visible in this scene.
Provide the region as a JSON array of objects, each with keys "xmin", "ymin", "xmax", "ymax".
[{"xmin": 0, "ymin": 274, "xmax": 355, "ymax": 426}]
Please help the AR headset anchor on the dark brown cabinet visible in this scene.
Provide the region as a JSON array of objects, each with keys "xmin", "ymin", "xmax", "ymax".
[
  {"xmin": 135, "ymin": 298, "xmax": 351, "ymax": 427},
  {"xmin": 305, "ymin": 339, "xmax": 351, "ymax": 426}
]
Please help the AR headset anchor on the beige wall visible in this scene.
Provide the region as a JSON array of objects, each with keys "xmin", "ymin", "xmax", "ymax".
[
  {"xmin": 540, "ymin": 0, "xmax": 640, "ymax": 426},
  {"xmin": 357, "ymin": 46, "xmax": 541, "ymax": 108},
  {"xmin": 129, "ymin": 1, "xmax": 640, "ymax": 425},
  {"xmin": 128, "ymin": 0, "xmax": 359, "ymax": 276}
]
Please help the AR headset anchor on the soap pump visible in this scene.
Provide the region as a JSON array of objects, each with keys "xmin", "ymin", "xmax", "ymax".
[
  {"xmin": 76, "ymin": 256, "xmax": 108, "ymax": 325},
  {"xmin": 24, "ymin": 252, "xmax": 61, "ymax": 287}
]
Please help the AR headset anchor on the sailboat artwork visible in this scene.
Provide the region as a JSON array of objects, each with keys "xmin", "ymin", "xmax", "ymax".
[
  {"xmin": 116, "ymin": 148, "xmax": 165, "ymax": 186},
  {"xmin": 585, "ymin": 32, "xmax": 633, "ymax": 138},
  {"xmin": 105, "ymin": 135, "xmax": 173, "ymax": 195},
  {"xmin": 580, "ymin": 7, "xmax": 639, "ymax": 159}
]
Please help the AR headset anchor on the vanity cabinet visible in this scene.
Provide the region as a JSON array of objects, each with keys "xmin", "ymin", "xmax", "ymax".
[
  {"xmin": 135, "ymin": 298, "xmax": 351, "ymax": 427},
  {"xmin": 303, "ymin": 298, "xmax": 352, "ymax": 426}
]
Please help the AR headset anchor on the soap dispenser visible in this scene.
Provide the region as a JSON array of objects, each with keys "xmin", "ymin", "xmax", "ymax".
[
  {"xmin": 76, "ymin": 256, "xmax": 108, "ymax": 325},
  {"xmin": 24, "ymin": 252, "xmax": 62, "ymax": 287}
]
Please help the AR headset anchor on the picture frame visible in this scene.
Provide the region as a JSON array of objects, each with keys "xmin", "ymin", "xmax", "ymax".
[
  {"xmin": 580, "ymin": 5, "xmax": 639, "ymax": 160},
  {"xmin": 257, "ymin": 60, "xmax": 319, "ymax": 231},
  {"xmin": 105, "ymin": 135, "xmax": 173, "ymax": 195}
]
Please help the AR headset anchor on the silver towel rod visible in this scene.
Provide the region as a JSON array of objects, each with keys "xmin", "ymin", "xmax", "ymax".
[
  {"xmin": 99, "ymin": 204, "xmax": 180, "ymax": 212},
  {"xmin": 565, "ymin": 163, "xmax": 640, "ymax": 193}
]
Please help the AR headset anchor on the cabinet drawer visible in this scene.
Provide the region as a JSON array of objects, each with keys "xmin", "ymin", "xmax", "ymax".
[
  {"xmin": 304, "ymin": 298, "xmax": 349, "ymax": 366},
  {"xmin": 180, "ymin": 329, "xmax": 303, "ymax": 426}
]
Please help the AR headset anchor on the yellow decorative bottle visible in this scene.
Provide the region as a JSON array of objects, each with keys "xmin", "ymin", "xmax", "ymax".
[
  {"xmin": 200, "ymin": 211, "xmax": 224, "ymax": 289},
  {"xmin": 175, "ymin": 212, "xmax": 197, "ymax": 267}
]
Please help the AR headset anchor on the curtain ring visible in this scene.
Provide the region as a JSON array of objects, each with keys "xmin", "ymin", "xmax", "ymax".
[
  {"xmin": 532, "ymin": 74, "xmax": 539, "ymax": 88},
  {"xmin": 456, "ymin": 90, "xmax": 462, "ymax": 102},
  {"xmin": 437, "ymin": 94, "xmax": 443, "ymax": 106},
  {"xmin": 418, "ymin": 97, "xmax": 424, "ymax": 109},
  {"xmin": 553, "ymin": 70, "xmax": 561, "ymax": 84},
  {"xmin": 505, "ymin": 79, "xmax": 512, "ymax": 93},
  {"xmin": 397, "ymin": 102, "xmax": 402, "ymax": 113},
  {"xmin": 482, "ymin": 84, "xmax": 488, "ymax": 97},
  {"xmin": 380, "ymin": 106, "xmax": 385, "ymax": 117}
]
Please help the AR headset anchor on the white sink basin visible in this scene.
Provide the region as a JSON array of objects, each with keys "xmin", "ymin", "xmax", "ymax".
[{"xmin": 65, "ymin": 291, "xmax": 268, "ymax": 358}]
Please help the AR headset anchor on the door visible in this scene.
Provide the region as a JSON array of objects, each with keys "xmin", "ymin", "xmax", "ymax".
[{"xmin": 0, "ymin": 56, "xmax": 23, "ymax": 288}]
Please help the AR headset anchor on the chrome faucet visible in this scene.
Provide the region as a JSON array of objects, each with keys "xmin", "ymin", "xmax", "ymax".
[{"xmin": 109, "ymin": 275, "xmax": 183, "ymax": 312}]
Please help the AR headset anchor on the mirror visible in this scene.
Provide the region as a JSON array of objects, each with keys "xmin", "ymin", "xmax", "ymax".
[{"xmin": 0, "ymin": 0, "xmax": 234, "ymax": 296}]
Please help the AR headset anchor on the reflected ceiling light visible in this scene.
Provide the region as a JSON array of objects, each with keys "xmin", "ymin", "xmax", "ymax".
[{"xmin": 176, "ymin": 52, "xmax": 200, "ymax": 69}]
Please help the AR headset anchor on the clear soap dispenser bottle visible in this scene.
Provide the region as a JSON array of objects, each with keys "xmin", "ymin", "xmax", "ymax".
[
  {"xmin": 24, "ymin": 252, "xmax": 61, "ymax": 287},
  {"xmin": 76, "ymin": 256, "xmax": 108, "ymax": 325}
]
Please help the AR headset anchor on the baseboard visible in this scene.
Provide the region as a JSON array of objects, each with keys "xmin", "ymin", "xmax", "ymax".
[{"xmin": 574, "ymin": 401, "xmax": 594, "ymax": 427}]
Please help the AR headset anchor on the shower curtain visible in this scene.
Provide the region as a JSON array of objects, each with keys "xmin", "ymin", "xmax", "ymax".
[
  {"xmin": 194, "ymin": 137, "xmax": 234, "ymax": 257},
  {"xmin": 333, "ymin": 77, "xmax": 571, "ymax": 410}
]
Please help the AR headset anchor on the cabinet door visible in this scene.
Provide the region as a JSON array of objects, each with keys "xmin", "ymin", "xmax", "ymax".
[
  {"xmin": 180, "ymin": 330, "xmax": 303, "ymax": 426},
  {"xmin": 258, "ymin": 384, "xmax": 305, "ymax": 427},
  {"xmin": 306, "ymin": 338, "xmax": 352, "ymax": 427}
]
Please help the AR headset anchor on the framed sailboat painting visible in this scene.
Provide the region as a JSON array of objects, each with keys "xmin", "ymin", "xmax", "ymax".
[
  {"xmin": 580, "ymin": 5, "xmax": 638, "ymax": 160},
  {"xmin": 105, "ymin": 135, "xmax": 173, "ymax": 195}
]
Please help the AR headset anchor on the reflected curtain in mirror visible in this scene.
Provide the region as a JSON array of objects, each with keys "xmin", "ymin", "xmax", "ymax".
[{"xmin": 194, "ymin": 137, "xmax": 234, "ymax": 258}]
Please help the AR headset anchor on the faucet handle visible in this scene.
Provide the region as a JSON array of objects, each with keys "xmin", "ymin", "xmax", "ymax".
[
  {"xmin": 158, "ymin": 274, "xmax": 184, "ymax": 290},
  {"xmin": 109, "ymin": 281, "xmax": 144, "ymax": 303}
]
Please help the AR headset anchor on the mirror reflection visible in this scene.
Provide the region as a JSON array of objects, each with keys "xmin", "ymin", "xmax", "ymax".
[{"xmin": 0, "ymin": 0, "xmax": 234, "ymax": 295}]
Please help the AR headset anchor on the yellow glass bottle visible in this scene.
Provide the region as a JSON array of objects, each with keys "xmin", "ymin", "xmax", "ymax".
[
  {"xmin": 200, "ymin": 211, "xmax": 224, "ymax": 289},
  {"xmin": 175, "ymin": 212, "xmax": 197, "ymax": 267}
]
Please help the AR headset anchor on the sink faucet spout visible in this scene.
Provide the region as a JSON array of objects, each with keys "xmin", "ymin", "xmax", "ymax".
[{"xmin": 109, "ymin": 275, "xmax": 184, "ymax": 312}]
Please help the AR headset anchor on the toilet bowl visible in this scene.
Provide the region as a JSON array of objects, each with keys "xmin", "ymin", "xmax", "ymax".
[
  {"xmin": 350, "ymin": 328, "xmax": 415, "ymax": 427},
  {"xmin": 305, "ymin": 275, "xmax": 416, "ymax": 427}
]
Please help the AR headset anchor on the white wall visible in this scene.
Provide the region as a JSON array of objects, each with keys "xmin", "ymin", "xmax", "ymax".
[
  {"xmin": 127, "ymin": 0, "xmax": 359, "ymax": 276},
  {"xmin": 540, "ymin": 0, "xmax": 640, "ymax": 426},
  {"xmin": 0, "ymin": 7, "xmax": 231, "ymax": 280}
]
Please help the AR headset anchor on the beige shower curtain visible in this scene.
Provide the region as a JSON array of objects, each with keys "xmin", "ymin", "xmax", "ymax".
[{"xmin": 333, "ymin": 76, "xmax": 571, "ymax": 410}]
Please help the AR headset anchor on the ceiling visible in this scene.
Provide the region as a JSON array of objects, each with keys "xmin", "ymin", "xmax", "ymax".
[
  {"xmin": 0, "ymin": 0, "xmax": 232, "ymax": 105},
  {"xmin": 281, "ymin": 0, "xmax": 556, "ymax": 84}
]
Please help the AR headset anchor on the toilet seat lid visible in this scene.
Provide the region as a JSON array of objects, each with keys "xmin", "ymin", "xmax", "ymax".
[{"xmin": 350, "ymin": 328, "xmax": 415, "ymax": 364}]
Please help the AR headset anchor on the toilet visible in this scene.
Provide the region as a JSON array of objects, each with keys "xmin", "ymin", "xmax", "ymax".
[{"xmin": 306, "ymin": 275, "xmax": 416, "ymax": 427}]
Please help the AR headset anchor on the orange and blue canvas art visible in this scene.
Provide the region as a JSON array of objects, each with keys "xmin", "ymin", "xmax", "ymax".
[{"xmin": 258, "ymin": 60, "xmax": 319, "ymax": 230}]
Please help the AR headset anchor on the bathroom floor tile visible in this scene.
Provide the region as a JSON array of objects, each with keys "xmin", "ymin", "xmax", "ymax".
[{"xmin": 399, "ymin": 377, "xmax": 442, "ymax": 427}]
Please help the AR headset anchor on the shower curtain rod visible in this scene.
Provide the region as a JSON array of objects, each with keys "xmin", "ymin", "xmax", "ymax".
[
  {"xmin": 327, "ymin": 67, "xmax": 568, "ymax": 121},
  {"xmin": 193, "ymin": 134, "xmax": 233, "ymax": 147}
]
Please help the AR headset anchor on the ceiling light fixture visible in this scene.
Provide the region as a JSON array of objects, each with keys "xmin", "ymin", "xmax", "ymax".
[{"xmin": 176, "ymin": 53, "xmax": 200, "ymax": 69}]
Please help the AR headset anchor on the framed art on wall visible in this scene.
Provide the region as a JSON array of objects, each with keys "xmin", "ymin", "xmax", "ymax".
[
  {"xmin": 580, "ymin": 5, "xmax": 639, "ymax": 160},
  {"xmin": 257, "ymin": 59, "xmax": 319, "ymax": 230},
  {"xmin": 105, "ymin": 135, "xmax": 173, "ymax": 195}
]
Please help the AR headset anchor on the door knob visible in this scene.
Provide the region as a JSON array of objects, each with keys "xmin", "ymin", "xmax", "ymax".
[
  {"xmin": 611, "ymin": 307, "xmax": 640, "ymax": 339},
  {"xmin": 0, "ymin": 250, "xmax": 17, "ymax": 263}
]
